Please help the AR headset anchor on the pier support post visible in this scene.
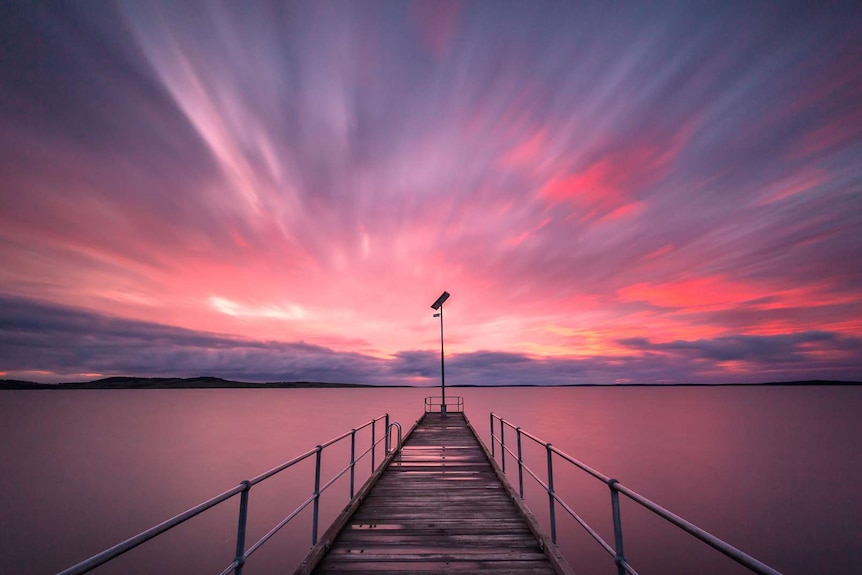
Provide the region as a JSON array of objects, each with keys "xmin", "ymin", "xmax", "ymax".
[
  {"xmin": 547, "ymin": 444, "xmax": 557, "ymax": 544},
  {"xmin": 609, "ymin": 478, "xmax": 626, "ymax": 575},
  {"xmin": 233, "ymin": 480, "xmax": 250, "ymax": 575},
  {"xmin": 517, "ymin": 427, "xmax": 524, "ymax": 498},
  {"xmin": 501, "ymin": 420, "xmax": 506, "ymax": 473},
  {"xmin": 312, "ymin": 446, "xmax": 322, "ymax": 545},
  {"xmin": 349, "ymin": 429, "xmax": 356, "ymax": 499},
  {"xmin": 490, "ymin": 413, "xmax": 495, "ymax": 458}
]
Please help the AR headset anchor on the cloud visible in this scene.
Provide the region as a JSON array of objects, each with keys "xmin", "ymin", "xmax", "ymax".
[
  {"xmin": 0, "ymin": 295, "xmax": 385, "ymax": 383},
  {"xmin": 411, "ymin": 0, "xmax": 463, "ymax": 57},
  {"xmin": 616, "ymin": 331, "xmax": 862, "ymax": 377},
  {"xmin": 2, "ymin": 296, "xmax": 859, "ymax": 385},
  {"xmin": 0, "ymin": 3, "xmax": 860, "ymax": 383}
]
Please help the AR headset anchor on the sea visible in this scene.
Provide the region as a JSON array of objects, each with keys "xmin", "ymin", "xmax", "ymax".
[{"xmin": 1, "ymin": 385, "xmax": 859, "ymax": 575}]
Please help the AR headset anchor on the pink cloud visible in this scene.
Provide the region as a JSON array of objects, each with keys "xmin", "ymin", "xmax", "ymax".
[
  {"xmin": 756, "ymin": 169, "xmax": 829, "ymax": 205},
  {"xmin": 794, "ymin": 108, "xmax": 862, "ymax": 160},
  {"xmin": 1, "ymin": 3, "xmax": 860, "ymax": 384},
  {"xmin": 500, "ymin": 129, "xmax": 548, "ymax": 169},
  {"xmin": 537, "ymin": 119, "xmax": 696, "ymax": 219},
  {"xmin": 411, "ymin": 0, "xmax": 463, "ymax": 57}
]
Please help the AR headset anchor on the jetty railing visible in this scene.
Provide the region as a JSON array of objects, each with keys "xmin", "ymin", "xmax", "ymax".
[
  {"xmin": 424, "ymin": 395, "xmax": 464, "ymax": 413},
  {"xmin": 490, "ymin": 414, "xmax": 782, "ymax": 575},
  {"xmin": 58, "ymin": 414, "xmax": 402, "ymax": 575}
]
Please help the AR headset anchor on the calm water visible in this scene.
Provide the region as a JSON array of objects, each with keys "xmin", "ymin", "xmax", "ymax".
[{"xmin": 1, "ymin": 386, "xmax": 860, "ymax": 574}]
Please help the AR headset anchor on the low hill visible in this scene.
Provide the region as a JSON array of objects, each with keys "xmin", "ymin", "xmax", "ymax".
[{"xmin": 0, "ymin": 377, "xmax": 381, "ymax": 389}]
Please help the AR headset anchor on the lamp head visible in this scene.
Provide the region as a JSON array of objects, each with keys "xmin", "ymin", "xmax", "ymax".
[{"xmin": 430, "ymin": 291, "xmax": 450, "ymax": 310}]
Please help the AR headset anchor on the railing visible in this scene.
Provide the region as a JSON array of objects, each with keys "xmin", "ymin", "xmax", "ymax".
[
  {"xmin": 59, "ymin": 415, "xmax": 402, "ymax": 575},
  {"xmin": 424, "ymin": 395, "xmax": 464, "ymax": 413},
  {"xmin": 490, "ymin": 414, "xmax": 783, "ymax": 575}
]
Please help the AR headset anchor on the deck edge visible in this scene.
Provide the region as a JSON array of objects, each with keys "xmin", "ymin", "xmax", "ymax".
[
  {"xmin": 464, "ymin": 414, "xmax": 578, "ymax": 575},
  {"xmin": 292, "ymin": 413, "xmax": 427, "ymax": 575}
]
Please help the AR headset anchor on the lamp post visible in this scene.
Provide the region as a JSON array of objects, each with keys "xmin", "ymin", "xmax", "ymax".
[{"xmin": 430, "ymin": 291, "xmax": 450, "ymax": 416}]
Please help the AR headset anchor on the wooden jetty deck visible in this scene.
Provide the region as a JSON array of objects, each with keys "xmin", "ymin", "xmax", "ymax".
[{"xmin": 297, "ymin": 412, "xmax": 572, "ymax": 574}]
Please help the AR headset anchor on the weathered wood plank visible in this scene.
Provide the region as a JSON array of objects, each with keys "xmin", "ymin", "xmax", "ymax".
[{"xmin": 315, "ymin": 560, "xmax": 563, "ymax": 574}]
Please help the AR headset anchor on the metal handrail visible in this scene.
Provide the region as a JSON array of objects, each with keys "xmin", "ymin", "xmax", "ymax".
[
  {"xmin": 424, "ymin": 395, "xmax": 464, "ymax": 413},
  {"xmin": 490, "ymin": 414, "xmax": 783, "ymax": 575},
  {"xmin": 58, "ymin": 414, "xmax": 398, "ymax": 575},
  {"xmin": 387, "ymin": 422, "xmax": 403, "ymax": 453}
]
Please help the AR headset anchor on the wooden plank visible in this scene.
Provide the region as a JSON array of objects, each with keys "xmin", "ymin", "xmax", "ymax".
[
  {"xmin": 293, "ymin": 413, "xmax": 573, "ymax": 575},
  {"xmin": 315, "ymin": 560, "xmax": 564, "ymax": 574}
]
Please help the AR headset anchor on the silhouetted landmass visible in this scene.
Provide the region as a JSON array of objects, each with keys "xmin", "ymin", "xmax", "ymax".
[
  {"xmin": 0, "ymin": 377, "xmax": 859, "ymax": 390},
  {"xmin": 451, "ymin": 380, "xmax": 862, "ymax": 387},
  {"xmin": 0, "ymin": 379, "xmax": 47, "ymax": 389},
  {"xmin": 0, "ymin": 376, "xmax": 392, "ymax": 390}
]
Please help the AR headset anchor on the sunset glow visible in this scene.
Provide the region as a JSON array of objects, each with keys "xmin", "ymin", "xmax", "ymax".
[{"xmin": 1, "ymin": 2, "xmax": 860, "ymax": 384}]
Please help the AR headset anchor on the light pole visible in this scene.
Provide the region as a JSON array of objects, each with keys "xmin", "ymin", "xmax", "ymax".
[{"xmin": 431, "ymin": 291, "xmax": 450, "ymax": 416}]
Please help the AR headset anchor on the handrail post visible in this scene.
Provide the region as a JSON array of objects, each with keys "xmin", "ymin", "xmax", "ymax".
[
  {"xmin": 312, "ymin": 446, "xmax": 322, "ymax": 546},
  {"xmin": 500, "ymin": 419, "xmax": 506, "ymax": 473},
  {"xmin": 516, "ymin": 427, "xmax": 524, "ymax": 499},
  {"xmin": 388, "ymin": 422, "xmax": 403, "ymax": 458},
  {"xmin": 547, "ymin": 444, "xmax": 557, "ymax": 544},
  {"xmin": 349, "ymin": 429, "xmax": 356, "ymax": 499},
  {"xmin": 490, "ymin": 414, "xmax": 495, "ymax": 458},
  {"xmin": 385, "ymin": 414, "xmax": 390, "ymax": 454},
  {"xmin": 609, "ymin": 479, "xmax": 626, "ymax": 575},
  {"xmin": 233, "ymin": 480, "xmax": 250, "ymax": 575},
  {"xmin": 371, "ymin": 421, "xmax": 376, "ymax": 472}
]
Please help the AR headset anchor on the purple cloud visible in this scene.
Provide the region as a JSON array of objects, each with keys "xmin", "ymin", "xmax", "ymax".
[
  {"xmin": 2, "ymin": 296, "xmax": 859, "ymax": 385},
  {"xmin": 0, "ymin": 2, "xmax": 860, "ymax": 383}
]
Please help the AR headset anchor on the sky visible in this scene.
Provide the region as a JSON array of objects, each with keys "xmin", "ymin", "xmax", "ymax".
[{"xmin": 1, "ymin": 1, "xmax": 861, "ymax": 385}]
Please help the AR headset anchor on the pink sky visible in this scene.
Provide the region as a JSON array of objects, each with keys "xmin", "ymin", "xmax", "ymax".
[{"xmin": 1, "ymin": 2, "xmax": 861, "ymax": 384}]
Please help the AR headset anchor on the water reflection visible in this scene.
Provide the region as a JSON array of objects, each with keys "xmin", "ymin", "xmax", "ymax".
[{"xmin": 0, "ymin": 386, "xmax": 859, "ymax": 574}]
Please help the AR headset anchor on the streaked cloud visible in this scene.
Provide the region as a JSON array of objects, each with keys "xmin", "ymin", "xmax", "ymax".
[
  {"xmin": 3, "ymin": 296, "xmax": 858, "ymax": 385},
  {"xmin": 0, "ymin": 2, "xmax": 860, "ymax": 383},
  {"xmin": 208, "ymin": 296, "xmax": 306, "ymax": 321}
]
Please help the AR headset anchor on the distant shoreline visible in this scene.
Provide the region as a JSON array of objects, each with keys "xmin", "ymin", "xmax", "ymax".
[
  {"xmin": 1, "ymin": 376, "xmax": 859, "ymax": 390},
  {"xmin": 0, "ymin": 376, "xmax": 395, "ymax": 390}
]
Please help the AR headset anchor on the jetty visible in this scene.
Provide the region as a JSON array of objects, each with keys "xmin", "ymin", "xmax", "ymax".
[
  {"xmin": 297, "ymin": 410, "xmax": 570, "ymax": 574},
  {"xmin": 57, "ymin": 396, "xmax": 783, "ymax": 575}
]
